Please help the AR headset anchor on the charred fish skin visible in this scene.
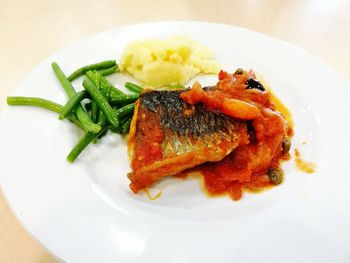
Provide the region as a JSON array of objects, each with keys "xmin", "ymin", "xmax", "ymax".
[
  {"xmin": 128, "ymin": 89, "xmax": 249, "ymax": 193},
  {"xmin": 140, "ymin": 90, "xmax": 245, "ymax": 138}
]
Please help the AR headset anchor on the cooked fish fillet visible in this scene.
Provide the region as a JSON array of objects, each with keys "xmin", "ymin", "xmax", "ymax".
[{"xmin": 128, "ymin": 89, "xmax": 249, "ymax": 193}]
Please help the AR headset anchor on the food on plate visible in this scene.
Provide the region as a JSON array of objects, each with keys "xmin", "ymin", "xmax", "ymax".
[
  {"xmin": 119, "ymin": 36, "xmax": 220, "ymax": 87},
  {"xmin": 124, "ymin": 82, "xmax": 143, "ymax": 94},
  {"xmin": 67, "ymin": 60, "xmax": 119, "ymax": 81},
  {"xmin": 8, "ymin": 60, "xmax": 139, "ymax": 163},
  {"xmin": 128, "ymin": 88, "xmax": 249, "ymax": 193},
  {"xmin": 128, "ymin": 69, "xmax": 293, "ymax": 200},
  {"xmin": 6, "ymin": 38, "xmax": 295, "ymax": 201}
]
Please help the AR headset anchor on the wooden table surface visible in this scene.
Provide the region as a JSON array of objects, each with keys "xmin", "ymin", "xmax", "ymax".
[{"xmin": 1, "ymin": 0, "xmax": 349, "ymax": 262}]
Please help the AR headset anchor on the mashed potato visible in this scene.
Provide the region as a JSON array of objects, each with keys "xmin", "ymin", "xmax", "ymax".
[{"xmin": 119, "ymin": 36, "xmax": 220, "ymax": 87}]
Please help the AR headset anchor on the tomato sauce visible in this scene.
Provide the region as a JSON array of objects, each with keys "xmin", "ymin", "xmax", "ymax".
[
  {"xmin": 180, "ymin": 70, "xmax": 293, "ymax": 200},
  {"xmin": 131, "ymin": 107, "xmax": 164, "ymax": 171}
]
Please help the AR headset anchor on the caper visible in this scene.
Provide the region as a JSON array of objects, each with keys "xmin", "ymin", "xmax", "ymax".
[
  {"xmin": 234, "ymin": 68, "xmax": 244, "ymax": 75},
  {"xmin": 282, "ymin": 137, "xmax": 291, "ymax": 153},
  {"xmin": 268, "ymin": 168, "xmax": 284, "ymax": 185}
]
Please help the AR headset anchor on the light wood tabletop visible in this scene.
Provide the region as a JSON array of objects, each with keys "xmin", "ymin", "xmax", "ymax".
[{"xmin": 1, "ymin": 0, "xmax": 349, "ymax": 262}]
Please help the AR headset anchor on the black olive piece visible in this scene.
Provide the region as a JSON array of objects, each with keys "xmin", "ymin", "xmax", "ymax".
[
  {"xmin": 246, "ymin": 78, "xmax": 265, "ymax": 91},
  {"xmin": 267, "ymin": 168, "xmax": 284, "ymax": 185},
  {"xmin": 234, "ymin": 68, "xmax": 244, "ymax": 75}
]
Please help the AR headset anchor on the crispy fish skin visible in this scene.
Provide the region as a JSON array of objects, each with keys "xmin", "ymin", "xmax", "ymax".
[{"xmin": 128, "ymin": 89, "xmax": 249, "ymax": 193}]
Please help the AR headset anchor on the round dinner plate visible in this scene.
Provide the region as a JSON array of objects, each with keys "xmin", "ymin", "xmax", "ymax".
[{"xmin": 1, "ymin": 21, "xmax": 350, "ymax": 263}]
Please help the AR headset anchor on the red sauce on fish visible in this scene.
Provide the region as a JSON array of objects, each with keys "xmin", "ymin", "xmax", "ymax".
[
  {"xmin": 131, "ymin": 107, "xmax": 164, "ymax": 171},
  {"xmin": 180, "ymin": 70, "xmax": 293, "ymax": 200}
]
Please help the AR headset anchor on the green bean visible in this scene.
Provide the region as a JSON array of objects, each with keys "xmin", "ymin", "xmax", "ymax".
[
  {"xmin": 120, "ymin": 115, "xmax": 132, "ymax": 124},
  {"xmin": 110, "ymin": 115, "xmax": 131, "ymax": 134},
  {"xmin": 59, "ymin": 90, "xmax": 89, "ymax": 120},
  {"xmin": 97, "ymin": 129, "xmax": 109, "ymax": 140},
  {"xmin": 86, "ymin": 70, "xmax": 125, "ymax": 98},
  {"xmin": 7, "ymin": 96, "xmax": 63, "ymax": 113},
  {"xmin": 100, "ymin": 74, "xmax": 112, "ymax": 99},
  {"xmin": 86, "ymin": 71, "xmax": 131, "ymax": 109},
  {"xmin": 52, "ymin": 62, "xmax": 101, "ymax": 133},
  {"xmin": 90, "ymin": 101, "xmax": 99, "ymax": 123},
  {"xmin": 103, "ymin": 78, "xmax": 125, "ymax": 96},
  {"xmin": 109, "ymin": 84, "xmax": 125, "ymax": 97},
  {"xmin": 68, "ymin": 113, "xmax": 85, "ymax": 130},
  {"xmin": 97, "ymin": 65, "xmax": 119, "ymax": 76},
  {"xmin": 92, "ymin": 110, "xmax": 107, "ymax": 142},
  {"xmin": 66, "ymin": 124, "xmax": 110, "ymax": 163},
  {"xmin": 83, "ymin": 77, "xmax": 119, "ymax": 129},
  {"xmin": 7, "ymin": 96, "xmax": 83, "ymax": 130},
  {"xmin": 124, "ymin": 82, "xmax": 143, "ymax": 94},
  {"xmin": 97, "ymin": 109, "xmax": 106, "ymax": 123},
  {"xmin": 87, "ymin": 71, "xmax": 107, "ymax": 124},
  {"xmin": 97, "ymin": 116, "xmax": 108, "ymax": 139},
  {"xmin": 120, "ymin": 118, "xmax": 132, "ymax": 134},
  {"xmin": 109, "ymin": 94, "xmax": 139, "ymax": 105},
  {"xmin": 52, "ymin": 62, "xmax": 78, "ymax": 98},
  {"xmin": 85, "ymin": 70, "xmax": 100, "ymax": 86},
  {"xmin": 115, "ymin": 103, "xmax": 135, "ymax": 119},
  {"xmin": 85, "ymin": 71, "xmax": 107, "ymax": 124},
  {"xmin": 67, "ymin": 60, "xmax": 116, "ymax": 81}
]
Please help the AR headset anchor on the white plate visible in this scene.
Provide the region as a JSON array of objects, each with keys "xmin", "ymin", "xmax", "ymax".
[{"xmin": 1, "ymin": 21, "xmax": 350, "ymax": 263}]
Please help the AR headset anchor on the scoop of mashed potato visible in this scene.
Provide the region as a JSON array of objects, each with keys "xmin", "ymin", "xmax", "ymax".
[{"xmin": 119, "ymin": 36, "xmax": 220, "ymax": 87}]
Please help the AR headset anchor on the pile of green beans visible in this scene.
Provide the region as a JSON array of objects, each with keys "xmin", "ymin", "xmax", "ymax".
[{"xmin": 7, "ymin": 60, "xmax": 143, "ymax": 163}]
